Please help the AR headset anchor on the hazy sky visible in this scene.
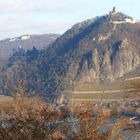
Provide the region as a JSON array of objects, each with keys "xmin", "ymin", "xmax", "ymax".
[{"xmin": 0, "ymin": 0, "xmax": 140, "ymax": 39}]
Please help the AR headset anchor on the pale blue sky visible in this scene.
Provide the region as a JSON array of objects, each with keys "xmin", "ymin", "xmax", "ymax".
[{"xmin": 0, "ymin": 0, "xmax": 140, "ymax": 39}]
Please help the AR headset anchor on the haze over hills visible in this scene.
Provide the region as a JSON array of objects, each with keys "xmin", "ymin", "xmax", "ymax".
[
  {"xmin": 0, "ymin": 34, "xmax": 60, "ymax": 60},
  {"xmin": 0, "ymin": 8, "xmax": 140, "ymax": 98}
]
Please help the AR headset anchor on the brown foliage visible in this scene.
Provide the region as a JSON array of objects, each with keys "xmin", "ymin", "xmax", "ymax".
[{"xmin": 0, "ymin": 84, "xmax": 138, "ymax": 140}]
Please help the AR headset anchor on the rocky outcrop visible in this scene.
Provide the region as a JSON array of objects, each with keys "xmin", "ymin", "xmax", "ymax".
[{"xmin": 66, "ymin": 38, "xmax": 140, "ymax": 84}]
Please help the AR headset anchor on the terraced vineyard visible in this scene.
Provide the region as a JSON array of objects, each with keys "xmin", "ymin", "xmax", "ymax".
[{"xmin": 71, "ymin": 78, "xmax": 140, "ymax": 104}]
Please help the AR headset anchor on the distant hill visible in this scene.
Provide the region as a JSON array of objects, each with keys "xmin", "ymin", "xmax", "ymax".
[
  {"xmin": 0, "ymin": 9, "xmax": 140, "ymax": 98},
  {"xmin": 0, "ymin": 34, "xmax": 60, "ymax": 60}
]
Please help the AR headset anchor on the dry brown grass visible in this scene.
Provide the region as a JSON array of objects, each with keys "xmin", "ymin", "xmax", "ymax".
[
  {"xmin": 0, "ymin": 95, "xmax": 113, "ymax": 140},
  {"xmin": 0, "ymin": 96, "xmax": 66, "ymax": 140},
  {"xmin": 0, "ymin": 82, "xmax": 139, "ymax": 140},
  {"xmin": 0, "ymin": 97, "xmax": 138, "ymax": 140}
]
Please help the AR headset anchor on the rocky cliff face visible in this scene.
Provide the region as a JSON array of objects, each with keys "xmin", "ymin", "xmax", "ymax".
[
  {"xmin": 74, "ymin": 38, "xmax": 140, "ymax": 84},
  {"xmin": 47, "ymin": 12, "xmax": 140, "ymax": 86},
  {"xmin": 1, "ymin": 11, "xmax": 140, "ymax": 97}
]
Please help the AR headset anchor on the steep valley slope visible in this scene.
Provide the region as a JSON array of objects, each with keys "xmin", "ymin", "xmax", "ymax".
[{"xmin": 1, "ymin": 11, "xmax": 140, "ymax": 98}]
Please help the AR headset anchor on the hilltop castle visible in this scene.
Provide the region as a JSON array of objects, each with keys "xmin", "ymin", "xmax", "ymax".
[{"xmin": 109, "ymin": 7, "xmax": 136, "ymax": 24}]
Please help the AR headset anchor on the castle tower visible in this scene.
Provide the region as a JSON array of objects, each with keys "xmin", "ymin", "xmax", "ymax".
[
  {"xmin": 112, "ymin": 6, "xmax": 116, "ymax": 13},
  {"xmin": 109, "ymin": 6, "xmax": 116, "ymax": 16}
]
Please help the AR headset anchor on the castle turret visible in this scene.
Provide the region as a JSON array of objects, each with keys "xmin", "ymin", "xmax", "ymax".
[
  {"xmin": 112, "ymin": 6, "xmax": 116, "ymax": 13},
  {"xmin": 109, "ymin": 6, "xmax": 116, "ymax": 16}
]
